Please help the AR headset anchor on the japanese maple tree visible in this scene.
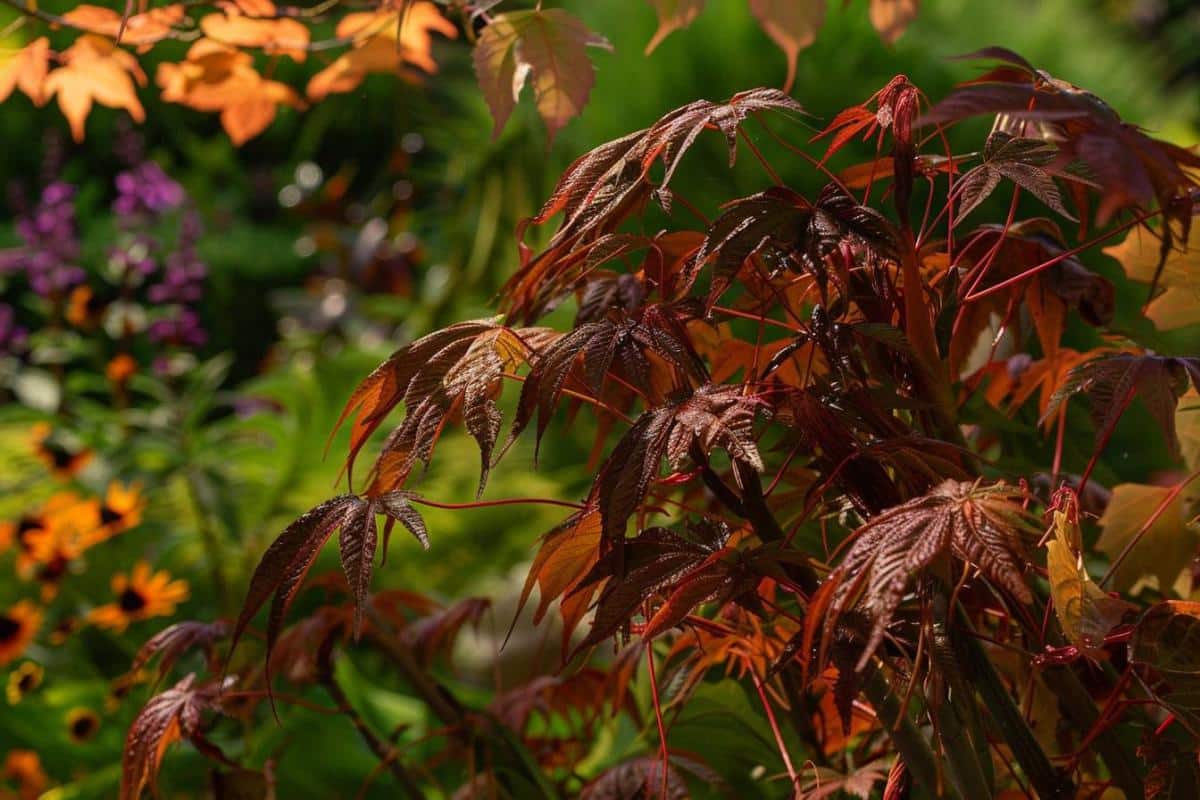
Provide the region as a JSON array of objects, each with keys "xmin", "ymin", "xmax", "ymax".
[{"xmin": 122, "ymin": 44, "xmax": 1200, "ymax": 800}]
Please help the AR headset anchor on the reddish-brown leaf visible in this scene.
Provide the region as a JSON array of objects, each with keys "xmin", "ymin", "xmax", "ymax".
[
  {"xmin": 832, "ymin": 480, "xmax": 1035, "ymax": 669},
  {"xmin": 124, "ymin": 620, "xmax": 231, "ymax": 689},
  {"xmin": 1045, "ymin": 353, "xmax": 1200, "ymax": 460},
  {"xmin": 122, "ymin": 674, "xmax": 229, "ymax": 800}
]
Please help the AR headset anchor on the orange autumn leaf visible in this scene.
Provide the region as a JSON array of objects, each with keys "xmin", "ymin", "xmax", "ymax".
[
  {"xmin": 0, "ymin": 37, "xmax": 50, "ymax": 106},
  {"xmin": 157, "ymin": 39, "xmax": 305, "ymax": 144},
  {"xmin": 199, "ymin": 11, "xmax": 310, "ymax": 62},
  {"xmin": 61, "ymin": 4, "xmax": 185, "ymax": 51},
  {"xmin": 307, "ymin": 2, "xmax": 456, "ymax": 101},
  {"xmin": 44, "ymin": 35, "xmax": 146, "ymax": 142}
]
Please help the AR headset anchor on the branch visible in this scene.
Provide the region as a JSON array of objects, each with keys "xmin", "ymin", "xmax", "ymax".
[{"xmin": 317, "ymin": 639, "xmax": 425, "ymax": 800}]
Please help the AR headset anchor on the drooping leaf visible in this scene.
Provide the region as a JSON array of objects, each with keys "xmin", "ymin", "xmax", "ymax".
[
  {"xmin": 502, "ymin": 89, "xmax": 804, "ymax": 322},
  {"xmin": 44, "ymin": 35, "xmax": 146, "ymax": 142},
  {"xmin": 747, "ymin": 0, "xmax": 825, "ymax": 94},
  {"xmin": 1097, "ymin": 483, "xmax": 1199, "ymax": 593},
  {"xmin": 124, "ymin": 620, "xmax": 231, "ymax": 688},
  {"xmin": 644, "ymin": 0, "xmax": 705, "ymax": 54},
  {"xmin": 868, "ymin": 0, "xmax": 918, "ymax": 45},
  {"xmin": 516, "ymin": 507, "xmax": 602, "ymax": 628},
  {"xmin": 596, "ymin": 384, "xmax": 764, "ymax": 543},
  {"xmin": 61, "ymin": 4, "xmax": 185, "ymax": 50},
  {"xmin": 331, "ymin": 319, "xmax": 554, "ymax": 495},
  {"xmin": 832, "ymin": 480, "xmax": 1035, "ymax": 669},
  {"xmin": 512, "ymin": 313, "xmax": 706, "ymax": 456},
  {"xmin": 0, "ymin": 38, "xmax": 51, "ymax": 106},
  {"xmin": 573, "ymin": 524, "xmax": 729, "ymax": 650},
  {"xmin": 473, "ymin": 8, "xmax": 611, "ymax": 143},
  {"xmin": 1045, "ymin": 509, "xmax": 1133, "ymax": 652},
  {"xmin": 306, "ymin": 2, "xmax": 457, "ymax": 100},
  {"xmin": 233, "ymin": 492, "xmax": 428, "ymax": 657},
  {"xmin": 199, "ymin": 10, "xmax": 311, "ymax": 62},
  {"xmin": 402, "ymin": 596, "xmax": 491, "ymax": 667},
  {"xmin": 156, "ymin": 39, "xmax": 305, "ymax": 145},
  {"xmin": 122, "ymin": 674, "xmax": 230, "ymax": 800}
]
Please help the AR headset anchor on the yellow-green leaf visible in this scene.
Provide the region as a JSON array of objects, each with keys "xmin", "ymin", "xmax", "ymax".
[
  {"xmin": 1046, "ymin": 510, "xmax": 1132, "ymax": 650},
  {"xmin": 1105, "ymin": 226, "xmax": 1200, "ymax": 331},
  {"xmin": 1097, "ymin": 483, "xmax": 1199, "ymax": 593}
]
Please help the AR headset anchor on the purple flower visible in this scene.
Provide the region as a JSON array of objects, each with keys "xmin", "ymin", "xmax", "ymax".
[
  {"xmin": 148, "ymin": 307, "xmax": 207, "ymax": 347},
  {"xmin": 114, "ymin": 162, "xmax": 185, "ymax": 218},
  {"xmin": 1, "ymin": 181, "xmax": 84, "ymax": 297}
]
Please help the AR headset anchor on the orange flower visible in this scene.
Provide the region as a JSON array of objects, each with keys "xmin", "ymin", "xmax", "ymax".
[
  {"xmin": 105, "ymin": 353, "xmax": 137, "ymax": 385},
  {"xmin": 30, "ymin": 423, "xmax": 93, "ymax": 479},
  {"xmin": 16, "ymin": 494, "xmax": 102, "ymax": 597},
  {"xmin": 1, "ymin": 749, "xmax": 48, "ymax": 800},
  {"xmin": 65, "ymin": 285, "xmax": 105, "ymax": 328},
  {"xmin": 96, "ymin": 482, "xmax": 144, "ymax": 539},
  {"xmin": 0, "ymin": 602, "xmax": 41, "ymax": 666},
  {"xmin": 89, "ymin": 562, "xmax": 188, "ymax": 632},
  {"xmin": 0, "ymin": 514, "xmax": 46, "ymax": 555}
]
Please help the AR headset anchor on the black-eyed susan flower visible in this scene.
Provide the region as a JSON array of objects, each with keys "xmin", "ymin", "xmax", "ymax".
[
  {"xmin": 16, "ymin": 495, "xmax": 100, "ymax": 599},
  {"xmin": 96, "ymin": 482, "xmax": 143, "ymax": 539},
  {"xmin": 1, "ymin": 749, "xmax": 48, "ymax": 799},
  {"xmin": 0, "ymin": 514, "xmax": 45, "ymax": 555},
  {"xmin": 0, "ymin": 602, "xmax": 41, "ymax": 666},
  {"xmin": 31, "ymin": 423, "xmax": 93, "ymax": 479},
  {"xmin": 89, "ymin": 562, "xmax": 188, "ymax": 632},
  {"xmin": 65, "ymin": 707, "xmax": 100, "ymax": 743},
  {"xmin": 6, "ymin": 661, "xmax": 43, "ymax": 704}
]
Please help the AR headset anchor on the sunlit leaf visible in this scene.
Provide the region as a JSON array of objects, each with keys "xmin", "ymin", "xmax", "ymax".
[{"xmin": 474, "ymin": 8, "xmax": 611, "ymax": 143}]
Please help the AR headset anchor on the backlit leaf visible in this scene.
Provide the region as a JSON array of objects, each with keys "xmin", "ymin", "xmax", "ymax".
[
  {"xmin": 1097, "ymin": 484, "xmax": 1199, "ymax": 593},
  {"xmin": 1045, "ymin": 509, "xmax": 1133, "ymax": 651},
  {"xmin": 747, "ymin": 0, "xmax": 825, "ymax": 93},
  {"xmin": 44, "ymin": 35, "xmax": 147, "ymax": 142},
  {"xmin": 1105, "ymin": 225, "xmax": 1200, "ymax": 331},
  {"xmin": 869, "ymin": 0, "xmax": 918, "ymax": 45},
  {"xmin": 0, "ymin": 37, "xmax": 50, "ymax": 106},
  {"xmin": 474, "ymin": 8, "xmax": 611, "ymax": 143},
  {"xmin": 644, "ymin": 0, "xmax": 705, "ymax": 54}
]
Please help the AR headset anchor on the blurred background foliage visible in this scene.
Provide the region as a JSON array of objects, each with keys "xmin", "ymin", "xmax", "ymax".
[{"xmin": 0, "ymin": 0, "xmax": 1197, "ymax": 796}]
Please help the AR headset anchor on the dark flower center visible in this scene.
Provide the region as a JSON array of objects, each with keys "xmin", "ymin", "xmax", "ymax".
[
  {"xmin": 17, "ymin": 672, "xmax": 38, "ymax": 693},
  {"xmin": 47, "ymin": 445, "xmax": 75, "ymax": 469},
  {"xmin": 0, "ymin": 615, "xmax": 20, "ymax": 641},
  {"xmin": 38, "ymin": 556, "xmax": 69, "ymax": 583},
  {"xmin": 118, "ymin": 588, "xmax": 148, "ymax": 613},
  {"xmin": 100, "ymin": 505, "xmax": 122, "ymax": 525},
  {"xmin": 70, "ymin": 712, "xmax": 98, "ymax": 740},
  {"xmin": 15, "ymin": 517, "xmax": 41, "ymax": 550}
]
